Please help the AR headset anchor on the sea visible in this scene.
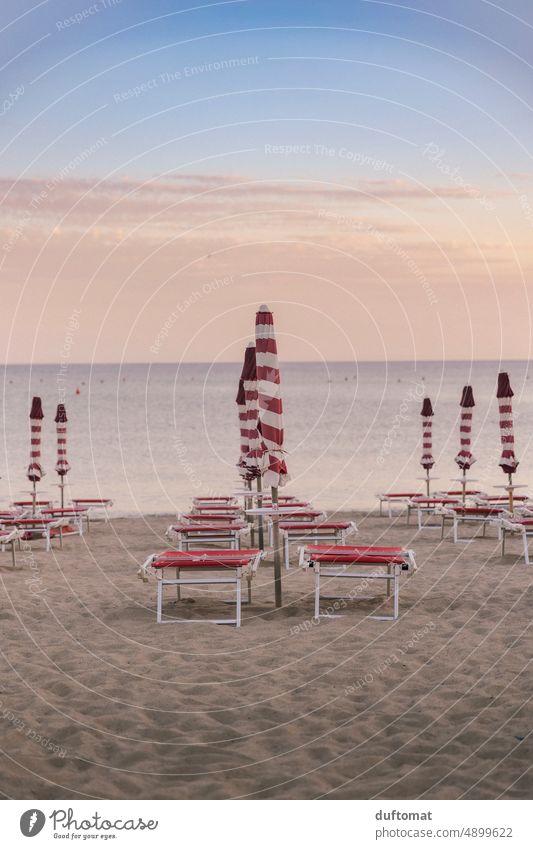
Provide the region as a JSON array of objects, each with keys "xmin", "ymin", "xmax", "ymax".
[{"xmin": 1, "ymin": 361, "xmax": 531, "ymax": 516}]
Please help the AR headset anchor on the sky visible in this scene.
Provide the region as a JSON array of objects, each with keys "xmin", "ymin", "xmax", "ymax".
[{"xmin": 1, "ymin": 0, "xmax": 532, "ymax": 363}]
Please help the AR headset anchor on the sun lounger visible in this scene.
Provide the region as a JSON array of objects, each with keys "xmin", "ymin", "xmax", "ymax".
[
  {"xmin": 474, "ymin": 494, "xmax": 529, "ymax": 505},
  {"xmin": 166, "ymin": 522, "xmax": 249, "ymax": 551},
  {"xmin": 41, "ymin": 507, "xmax": 88, "ymax": 536},
  {"xmin": 299, "ymin": 543, "xmax": 415, "ymax": 622},
  {"xmin": 180, "ymin": 512, "xmax": 243, "ymax": 524},
  {"xmin": 377, "ymin": 492, "xmax": 422, "ymax": 518},
  {"xmin": 1, "ymin": 516, "xmax": 70, "ymax": 551},
  {"xmin": 12, "ymin": 500, "xmax": 53, "ymax": 511},
  {"xmin": 437, "ymin": 504, "xmax": 508, "ymax": 543},
  {"xmin": 192, "ymin": 496, "xmax": 236, "ymax": 507},
  {"xmin": 0, "ymin": 529, "xmax": 24, "ymax": 567},
  {"xmin": 71, "ymin": 498, "xmax": 113, "ymax": 525},
  {"xmin": 406, "ymin": 496, "xmax": 460, "ymax": 530},
  {"xmin": 266, "ymin": 509, "xmax": 325, "ymax": 545},
  {"xmin": 494, "ymin": 517, "xmax": 533, "ymax": 564},
  {"xmin": 278, "ymin": 520, "xmax": 357, "ymax": 569},
  {"xmin": 139, "ymin": 548, "xmax": 264, "ymax": 626}
]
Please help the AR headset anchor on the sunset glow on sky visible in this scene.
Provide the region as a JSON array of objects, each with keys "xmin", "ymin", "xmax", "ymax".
[{"xmin": 1, "ymin": 0, "xmax": 532, "ymax": 363}]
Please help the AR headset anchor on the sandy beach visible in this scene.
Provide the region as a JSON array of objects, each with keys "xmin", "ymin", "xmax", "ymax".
[{"xmin": 0, "ymin": 511, "xmax": 530, "ymax": 800}]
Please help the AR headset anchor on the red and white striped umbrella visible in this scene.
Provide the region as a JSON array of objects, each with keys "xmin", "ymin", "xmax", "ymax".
[
  {"xmin": 27, "ymin": 396, "xmax": 45, "ymax": 483},
  {"xmin": 420, "ymin": 397, "xmax": 435, "ymax": 472},
  {"xmin": 497, "ymin": 372, "xmax": 518, "ymax": 475},
  {"xmin": 254, "ymin": 305, "xmax": 288, "ymax": 488},
  {"xmin": 54, "ymin": 404, "xmax": 71, "ymax": 478},
  {"xmin": 241, "ymin": 342, "xmax": 266, "ymax": 479},
  {"xmin": 455, "ymin": 386, "xmax": 476, "ymax": 470}
]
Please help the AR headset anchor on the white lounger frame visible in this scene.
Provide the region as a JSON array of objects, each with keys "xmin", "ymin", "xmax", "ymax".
[
  {"xmin": 438, "ymin": 507, "xmax": 504, "ymax": 544},
  {"xmin": 377, "ymin": 493, "xmax": 419, "ymax": 518},
  {"xmin": 495, "ymin": 518, "xmax": 533, "ymax": 564},
  {"xmin": 309, "ymin": 561, "xmax": 401, "ymax": 622},
  {"xmin": 142, "ymin": 551, "xmax": 263, "ymax": 626},
  {"xmin": 166, "ymin": 525, "xmax": 248, "ymax": 551}
]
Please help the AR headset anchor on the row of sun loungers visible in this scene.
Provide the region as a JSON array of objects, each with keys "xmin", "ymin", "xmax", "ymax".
[
  {"xmin": 377, "ymin": 488, "xmax": 533, "ymax": 562},
  {"xmin": 0, "ymin": 498, "xmax": 113, "ymax": 560},
  {"xmin": 141, "ymin": 493, "xmax": 416, "ymax": 626}
]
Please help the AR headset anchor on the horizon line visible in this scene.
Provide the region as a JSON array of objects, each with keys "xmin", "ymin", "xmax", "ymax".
[{"xmin": 1, "ymin": 359, "xmax": 531, "ymax": 367}]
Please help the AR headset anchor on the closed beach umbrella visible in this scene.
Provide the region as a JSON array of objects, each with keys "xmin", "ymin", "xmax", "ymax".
[
  {"xmin": 455, "ymin": 386, "xmax": 476, "ymax": 502},
  {"xmin": 497, "ymin": 372, "xmax": 519, "ymax": 510},
  {"xmin": 255, "ymin": 305, "xmax": 288, "ymax": 607},
  {"xmin": 27, "ymin": 396, "xmax": 45, "ymax": 514},
  {"xmin": 54, "ymin": 404, "xmax": 71, "ymax": 507},
  {"xmin": 255, "ymin": 306, "xmax": 288, "ymax": 489},
  {"xmin": 420, "ymin": 397, "xmax": 434, "ymax": 496}
]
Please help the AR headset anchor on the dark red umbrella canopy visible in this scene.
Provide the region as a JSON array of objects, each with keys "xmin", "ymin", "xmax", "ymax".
[
  {"xmin": 54, "ymin": 403, "xmax": 70, "ymax": 477},
  {"xmin": 27, "ymin": 396, "xmax": 45, "ymax": 482},
  {"xmin": 497, "ymin": 372, "xmax": 518, "ymax": 474},
  {"xmin": 420, "ymin": 397, "xmax": 435, "ymax": 470},
  {"xmin": 455, "ymin": 385, "xmax": 476, "ymax": 470}
]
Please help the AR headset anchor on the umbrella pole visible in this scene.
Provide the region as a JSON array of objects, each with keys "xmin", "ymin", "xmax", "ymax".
[
  {"xmin": 247, "ymin": 479, "xmax": 254, "ymax": 546},
  {"xmin": 508, "ymin": 473, "xmax": 514, "ymax": 513},
  {"xmin": 271, "ymin": 485, "xmax": 282, "ymax": 608},
  {"xmin": 462, "ymin": 469, "xmax": 467, "ymax": 505},
  {"xmin": 256, "ymin": 476, "xmax": 264, "ymax": 549},
  {"xmin": 426, "ymin": 470, "xmax": 430, "ymax": 497},
  {"xmin": 32, "ymin": 480, "xmax": 37, "ymax": 516}
]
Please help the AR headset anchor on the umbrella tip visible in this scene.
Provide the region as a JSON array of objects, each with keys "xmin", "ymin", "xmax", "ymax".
[
  {"xmin": 258, "ymin": 303, "xmax": 269, "ymax": 311},
  {"xmin": 246, "ymin": 341, "xmax": 255, "ymax": 348}
]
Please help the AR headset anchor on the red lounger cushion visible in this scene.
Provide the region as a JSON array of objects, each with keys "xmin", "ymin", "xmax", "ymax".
[
  {"xmin": 449, "ymin": 507, "xmax": 504, "ymax": 515},
  {"xmin": 3, "ymin": 518, "xmax": 57, "ymax": 525},
  {"xmin": 159, "ymin": 549, "xmax": 258, "ymax": 558},
  {"xmin": 305, "ymin": 544, "xmax": 404, "ymax": 554},
  {"xmin": 310, "ymin": 554, "xmax": 408, "ymax": 565},
  {"xmin": 182, "ymin": 513, "xmax": 241, "ymax": 521},
  {"xmin": 279, "ymin": 522, "xmax": 351, "ymax": 530},
  {"xmin": 72, "ymin": 499, "xmax": 111, "ymax": 503},
  {"xmin": 278, "ymin": 511, "xmax": 323, "ymax": 518},
  {"xmin": 170, "ymin": 524, "xmax": 246, "ymax": 532},
  {"xmin": 412, "ymin": 498, "xmax": 458, "ymax": 505},
  {"xmin": 152, "ymin": 549, "xmax": 259, "ymax": 569},
  {"xmin": 382, "ymin": 492, "xmax": 420, "ymax": 498},
  {"xmin": 480, "ymin": 496, "xmax": 528, "ymax": 502}
]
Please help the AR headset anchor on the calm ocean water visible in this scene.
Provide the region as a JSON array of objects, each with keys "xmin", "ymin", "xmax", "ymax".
[{"xmin": 1, "ymin": 361, "xmax": 532, "ymax": 515}]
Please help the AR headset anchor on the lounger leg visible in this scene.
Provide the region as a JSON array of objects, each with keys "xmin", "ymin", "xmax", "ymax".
[
  {"xmin": 284, "ymin": 535, "xmax": 289, "ymax": 570},
  {"xmin": 59, "ymin": 527, "xmax": 63, "ymax": 549},
  {"xmin": 441, "ymin": 515, "xmax": 445, "ymax": 539},
  {"xmin": 236, "ymin": 575, "xmax": 241, "ymax": 627},
  {"xmin": 501, "ymin": 529, "xmax": 506, "ymax": 556},
  {"xmin": 247, "ymin": 575, "xmax": 252, "ymax": 604},
  {"xmin": 523, "ymin": 533, "xmax": 530, "ymax": 565},
  {"xmin": 393, "ymin": 567, "xmax": 399, "ymax": 619},
  {"xmin": 46, "ymin": 531, "xmax": 51, "ymax": 552},
  {"xmin": 418, "ymin": 509, "xmax": 423, "ymax": 532},
  {"xmin": 156, "ymin": 580, "xmax": 163, "ymax": 623},
  {"xmin": 314, "ymin": 569, "xmax": 320, "ymax": 621},
  {"xmin": 386, "ymin": 562, "xmax": 392, "ymax": 597},
  {"xmin": 453, "ymin": 518, "xmax": 458, "ymax": 544},
  {"xmin": 11, "ymin": 541, "xmax": 16, "ymax": 568},
  {"xmin": 406, "ymin": 506, "xmax": 410, "ymax": 526}
]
